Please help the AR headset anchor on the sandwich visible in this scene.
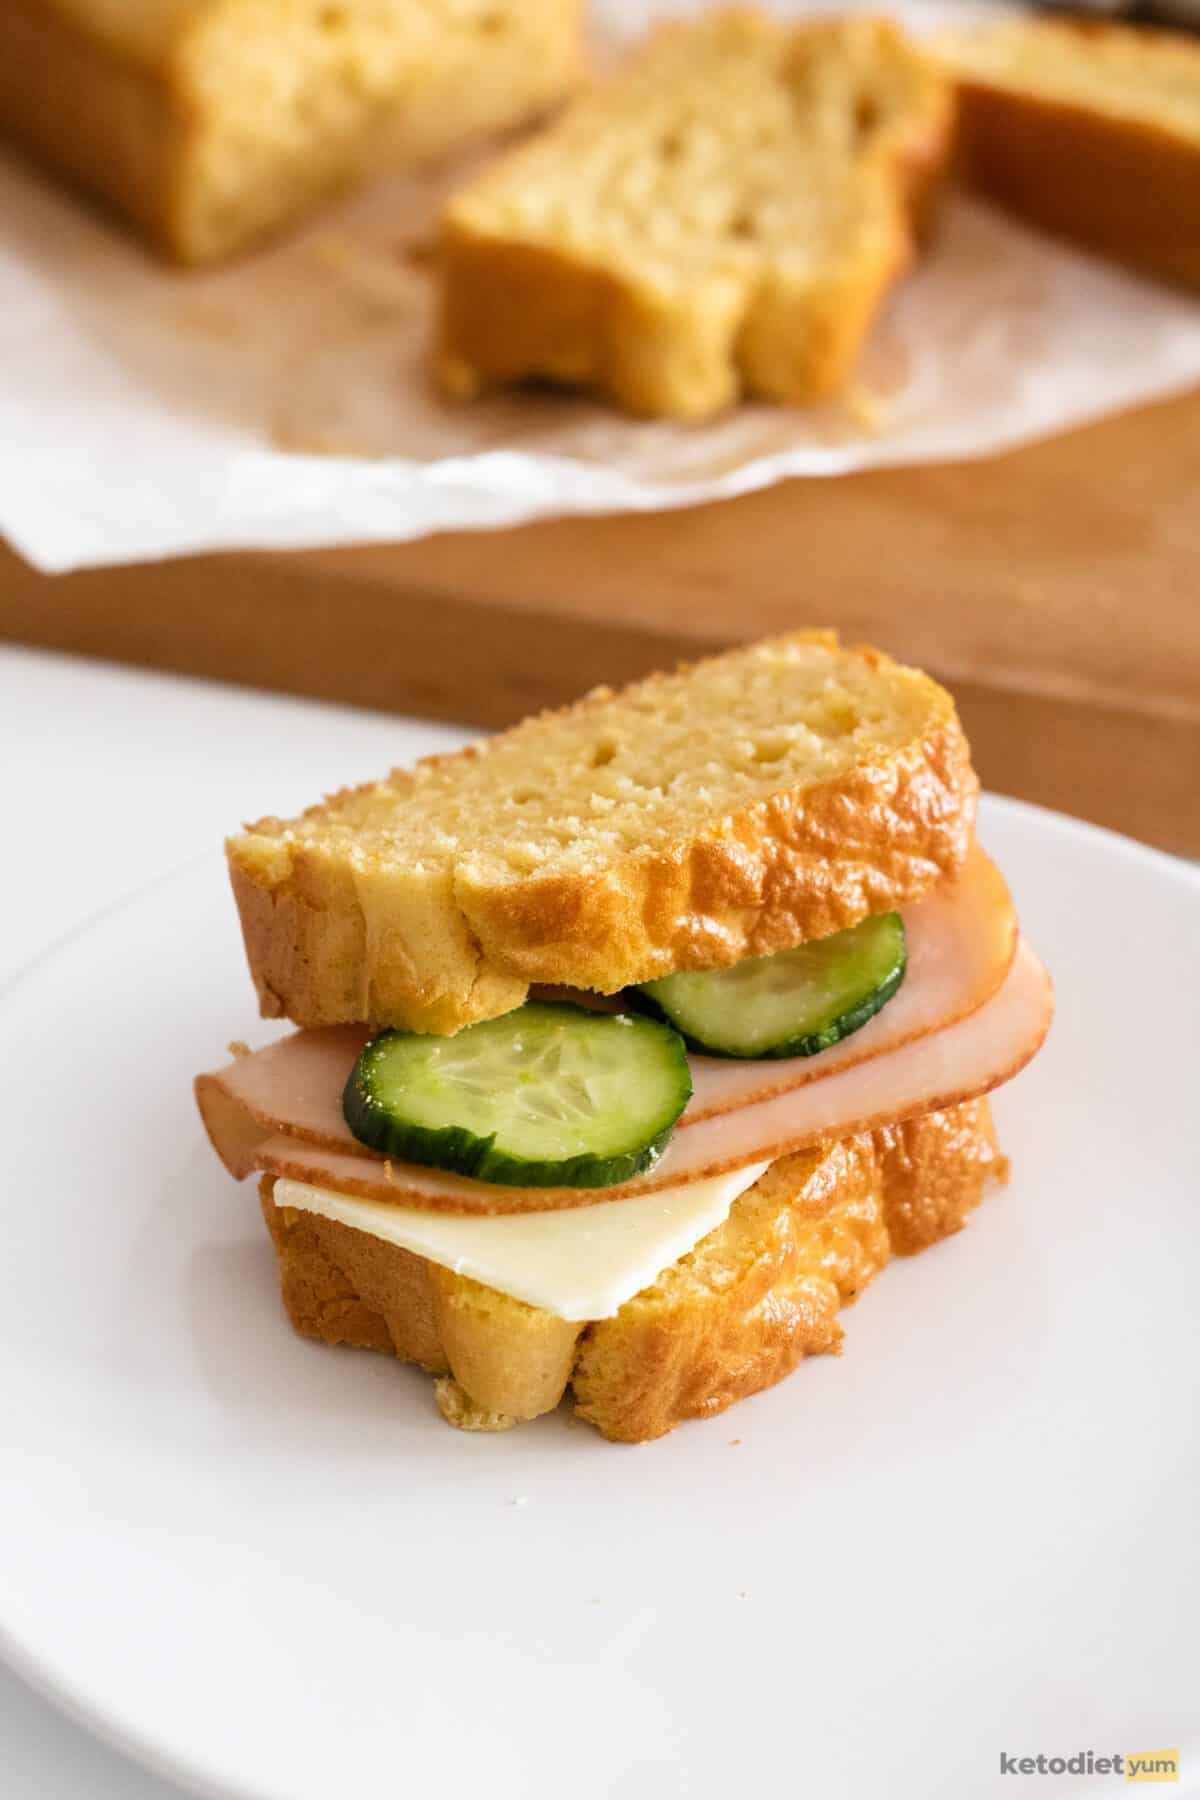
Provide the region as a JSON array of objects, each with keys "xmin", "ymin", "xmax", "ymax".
[{"xmin": 196, "ymin": 631, "xmax": 1053, "ymax": 1441}]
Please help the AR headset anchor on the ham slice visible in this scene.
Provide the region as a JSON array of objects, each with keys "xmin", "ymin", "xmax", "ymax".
[
  {"xmin": 686, "ymin": 844, "xmax": 1015, "ymax": 1118},
  {"xmin": 197, "ymin": 936, "xmax": 1053, "ymax": 1216},
  {"xmin": 196, "ymin": 845, "xmax": 1014, "ymax": 1162},
  {"xmin": 198, "ymin": 1023, "xmax": 373, "ymax": 1163}
]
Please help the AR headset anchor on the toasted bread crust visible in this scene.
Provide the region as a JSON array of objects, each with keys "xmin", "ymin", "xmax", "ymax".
[
  {"xmin": 453, "ymin": 705, "xmax": 975, "ymax": 989},
  {"xmin": 228, "ymin": 633, "xmax": 977, "ymax": 1034},
  {"xmin": 939, "ymin": 19, "xmax": 1200, "ymax": 288},
  {"xmin": 437, "ymin": 12, "xmax": 954, "ymax": 418},
  {"xmin": 438, "ymin": 195, "xmax": 913, "ymax": 419},
  {"xmin": 956, "ymin": 85, "xmax": 1200, "ymax": 289},
  {"xmin": 0, "ymin": 0, "xmax": 182, "ymax": 249},
  {"xmin": 261, "ymin": 1097, "xmax": 1004, "ymax": 1442}
]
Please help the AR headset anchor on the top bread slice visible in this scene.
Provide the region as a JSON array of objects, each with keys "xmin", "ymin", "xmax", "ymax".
[
  {"xmin": 436, "ymin": 11, "xmax": 954, "ymax": 419},
  {"xmin": 0, "ymin": 0, "xmax": 582, "ymax": 263},
  {"xmin": 227, "ymin": 631, "xmax": 977, "ymax": 1036},
  {"xmin": 935, "ymin": 16, "xmax": 1200, "ymax": 288}
]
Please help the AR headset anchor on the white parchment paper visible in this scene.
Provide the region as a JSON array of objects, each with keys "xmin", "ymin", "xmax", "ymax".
[{"xmin": 3, "ymin": 0, "xmax": 1200, "ymax": 574}]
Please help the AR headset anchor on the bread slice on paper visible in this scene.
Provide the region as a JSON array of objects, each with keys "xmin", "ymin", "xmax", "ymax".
[
  {"xmin": 436, "ymin": 11, "xmax": 954, "ymax": 418},
  {"xmin": 0, "ymin": 0, "xmax": 583, "ymax": 262}
]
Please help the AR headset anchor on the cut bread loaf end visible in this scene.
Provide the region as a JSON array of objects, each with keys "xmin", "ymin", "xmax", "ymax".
[
  {"xmin": 0, "ymin": 0, "xmax": 583, "ymax": 263},
  {"xmin": 261, "ymin": 1098, "xmax": 1005, "ymax": 1441},
  {"xmin": 935, "ymin": 17, "xmax": 1200, "ymax": 288},
  {"xmin": 227, "ymin": 631, "xmax": 977, "ymax": 1035},
  {"xmin": 436, "ymin": 11, "xmax": 955, "ymax": 418}
]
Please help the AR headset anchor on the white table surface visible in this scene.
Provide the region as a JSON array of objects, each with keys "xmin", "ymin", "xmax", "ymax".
[{"xmin": 0, "ymin": 645, "xmax": 469, "ymax": 1800}]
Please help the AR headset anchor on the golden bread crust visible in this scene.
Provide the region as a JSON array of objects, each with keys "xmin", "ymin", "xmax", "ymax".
[
  {"xmin": 571, "ymin": 1138, "xmax": 890, "ymax": 1441},
  {"xmin": 437, "ymin": 12, "xmax": 954, "ymax": 418},
  {"xmin": 938, "ymin": 18, "xmax": 1200, "ymax": 288},
  {"xmin": 260, "ymin": 1097, "xmax": 1004, "ymax": 1442},
  {"xmin": 453, "ymin": 704, "xmax": 975, "ymax": 990},
  {"xmin": 0, "ymin": 0, "xmax": 183, "ymax": 247},
  {"xmin": 228, "ymin": 632, "xmax": 978, "ymax": 1034}
]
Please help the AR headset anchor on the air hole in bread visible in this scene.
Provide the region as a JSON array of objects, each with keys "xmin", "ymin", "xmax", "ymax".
[
  {"xmin": 318, "ymin": 5, "xmax": 347, "ymax": 31},
  {"xmin": 854, "ymin": 95, "xmax": 881, "ymax": 137},
  {"xmin": 819, "ymin": 698, "xmax": 861, "ymax": 737},
  {"xmin": 589, "ymin": 740, "xmax": 618, "ymax": 769}
]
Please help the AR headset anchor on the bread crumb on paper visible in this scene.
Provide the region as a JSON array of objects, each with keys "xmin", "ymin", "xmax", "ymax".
[
  {"xmin": 435, "ymin": 1378, "xmax": 517, "ymax": 1433},
  {"xmin": 844, "ymin": 384, "xmax": 888, "ymax": 435}
]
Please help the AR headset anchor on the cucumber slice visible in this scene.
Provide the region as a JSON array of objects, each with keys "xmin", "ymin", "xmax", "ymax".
[
  {"xmin": 343, "ymin": 1002, "xmax": 692, "ymax": 1188},
  {"xmin": 634, "ymin": 913, "xmax": 906, "ymax": 1060}
]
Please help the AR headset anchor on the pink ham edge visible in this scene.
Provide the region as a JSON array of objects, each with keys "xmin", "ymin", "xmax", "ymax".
[
  {"xmin": 197, "ymin": 1022, "xmax": 372, "ymax": 1165},
  {"xmin": 197, "ymin": 937, "xmax": 1053, "ymax": 1217},
  {"xmin": 685, "ymin": 843, "xmax": 1016, "ymax": 1118}
]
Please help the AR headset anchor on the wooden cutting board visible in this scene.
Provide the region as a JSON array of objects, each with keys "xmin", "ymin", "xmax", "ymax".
[{"xmin": 3, "ymin": 385, "xmax": 1198, "ymax": 854}]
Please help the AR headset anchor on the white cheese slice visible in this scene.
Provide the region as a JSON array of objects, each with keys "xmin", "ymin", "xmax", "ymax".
[{"xmin": 273, "ymin": 1161, "xmax": 771, "ymax": 1322}]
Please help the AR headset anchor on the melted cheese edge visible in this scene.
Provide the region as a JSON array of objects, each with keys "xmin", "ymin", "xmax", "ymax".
[{"xmin": 273, "ymin": 1161, "xmax": 771, "ymax": 1322}]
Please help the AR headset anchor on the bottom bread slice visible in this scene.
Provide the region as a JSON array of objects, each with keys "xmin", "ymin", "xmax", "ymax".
[{"xmin": 260, "ymin": 1099, "xmax": 1005, "ymax": 1442}]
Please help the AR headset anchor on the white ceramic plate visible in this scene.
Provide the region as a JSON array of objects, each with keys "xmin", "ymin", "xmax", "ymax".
[{"xmin": 1, "ymin": 798, "xmax": 1196, "ymax": 1800}]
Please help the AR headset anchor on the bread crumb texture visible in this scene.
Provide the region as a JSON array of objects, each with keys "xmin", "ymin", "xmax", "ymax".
[
  {"xmin": 0, "ymin": 0, "xmax": 583, "ymax": 262},
  {"xmin": 227, "ymin": 631, "xmax": 976, "ymax": 1034},
  {"xmin": 434, "ymin": 1378, "xmax": 517, "ymax": 1433},
  {"xmin": 261, "ymin": 1096, "xmax": 1005, "ymax": 1442},
  {"xmin": 437, "ymin": 10, "xmax": 954, "ymax": 416}
]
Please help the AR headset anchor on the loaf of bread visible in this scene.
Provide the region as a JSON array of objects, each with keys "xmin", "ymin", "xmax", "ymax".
[
  {"xmin": 436, "ymin": 11, "xmax": 954, "ymax": 419},
  {"xmin": 227, "ymin": 631, "xmax": 977, "ymax": 1036},
  {"xmin": 935, "ymin": 15, "xmax": 1200, "ymax": 287},
  {"xmin": 262, "ymin": 1098, "xmax": 1005, "ymax": 1441},
  {"xmin": 0, "ymin": 0, "xmax": 582, "ymax": 263}
]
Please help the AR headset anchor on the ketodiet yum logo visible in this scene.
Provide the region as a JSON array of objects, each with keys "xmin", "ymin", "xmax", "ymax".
[{"xmin": 999, "ymin": 1749, "xmax": 1179, "ymax": 1783}]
